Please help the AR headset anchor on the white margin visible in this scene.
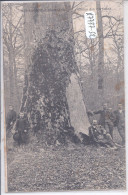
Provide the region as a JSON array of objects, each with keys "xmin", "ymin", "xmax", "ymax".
[{"xmin": 1, "ymin": 0, "xmax": 128, "ymax": 195}]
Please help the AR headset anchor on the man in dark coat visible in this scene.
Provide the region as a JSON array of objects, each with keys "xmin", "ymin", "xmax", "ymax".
[
  {"xmin": 6, "ymin": 105, "xmax": 17, "ymax": 131},
  {"xmin": 93, "ymin": 103, "xmax": 115, "ymax": 139},
  {"xmin": 114, "ymin": 104, "xmax": 125, "ymax": 145},
  {"xmin": 14, "ymin": 112, "xmax": 29, "ymax": 146},
  {"xmin": 89, "ymin": 120, "xmax": 118, "ymax": 148}
]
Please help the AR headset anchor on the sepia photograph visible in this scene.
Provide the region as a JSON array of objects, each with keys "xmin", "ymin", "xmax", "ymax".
[{"xmin": 2, "ymin": 0, "xmax": 125, "ymax": 192}]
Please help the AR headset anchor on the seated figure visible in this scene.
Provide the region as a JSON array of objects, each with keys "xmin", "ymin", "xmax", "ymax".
[{"xmin": 89, "ymin": 120, "xmax": 118, "ymax": 148}]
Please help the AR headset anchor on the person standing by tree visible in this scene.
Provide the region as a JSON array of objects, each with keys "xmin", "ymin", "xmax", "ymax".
[
  {"xmin": 31, "ymin": 109, "xmax": 41, "ymax": 136},
  {"xmin": 13, "ymin": 112, "xmax": 29, "ymax": 146},
  {"xmin": 6, "ymin": 105, "xmax": 17, "ymax": 132},
  {"xmin": 114, "ymin": 104, "xmax": 125, "ymax": 145}
]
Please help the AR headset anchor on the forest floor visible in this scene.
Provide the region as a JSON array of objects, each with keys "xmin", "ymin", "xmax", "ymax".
[{"xmin": 6, "ymin": 128, "xmax": 126, "ymax": 192}]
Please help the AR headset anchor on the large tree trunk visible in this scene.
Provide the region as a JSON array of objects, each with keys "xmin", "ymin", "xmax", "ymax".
[{"xmin": 21, "ymin": 2, "xmax": 89, "ymax": 145}]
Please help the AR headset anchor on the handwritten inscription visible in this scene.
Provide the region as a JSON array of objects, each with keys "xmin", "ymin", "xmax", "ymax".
[{"xmin": 84, "ymin": 11, "xmax": 97, "ymax": 39}]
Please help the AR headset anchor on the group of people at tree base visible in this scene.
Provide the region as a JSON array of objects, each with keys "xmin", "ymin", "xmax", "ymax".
[
  {"xmin": 87, "ymin": 103, "xmax": 125, "ymax": 148},
  {"xmin": 6, "ymin": 103, "xmax": 125, "ymax": 148}
]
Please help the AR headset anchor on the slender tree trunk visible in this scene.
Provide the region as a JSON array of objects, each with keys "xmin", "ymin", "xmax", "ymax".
[
  {"xmin": 13, "ymin": 57, "xmax": 21, "ymax": 110},
  {"xmin": 96, "ymin": 1, "xmax": 104, "ymax": 102},
  {"xmin": 8, "ymin": 4, "xmax": 20, "ymax": 111},
  {"xmin": 8, "ymin": 50, "xmax": 15, "ymax": 105}
]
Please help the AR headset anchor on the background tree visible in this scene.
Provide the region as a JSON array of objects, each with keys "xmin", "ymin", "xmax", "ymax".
[
  {"xmin": 71, "ymin": 1, "xmax": 124, "ymax": 109},
  {"xmin": 3, "ymin": 3, "xmax": 25, "ymax": 113}
]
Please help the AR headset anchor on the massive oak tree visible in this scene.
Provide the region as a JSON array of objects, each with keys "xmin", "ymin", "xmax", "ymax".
[{"xmin": 21, "ymin": 2, "xmax": 89, "ymax": 145}]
